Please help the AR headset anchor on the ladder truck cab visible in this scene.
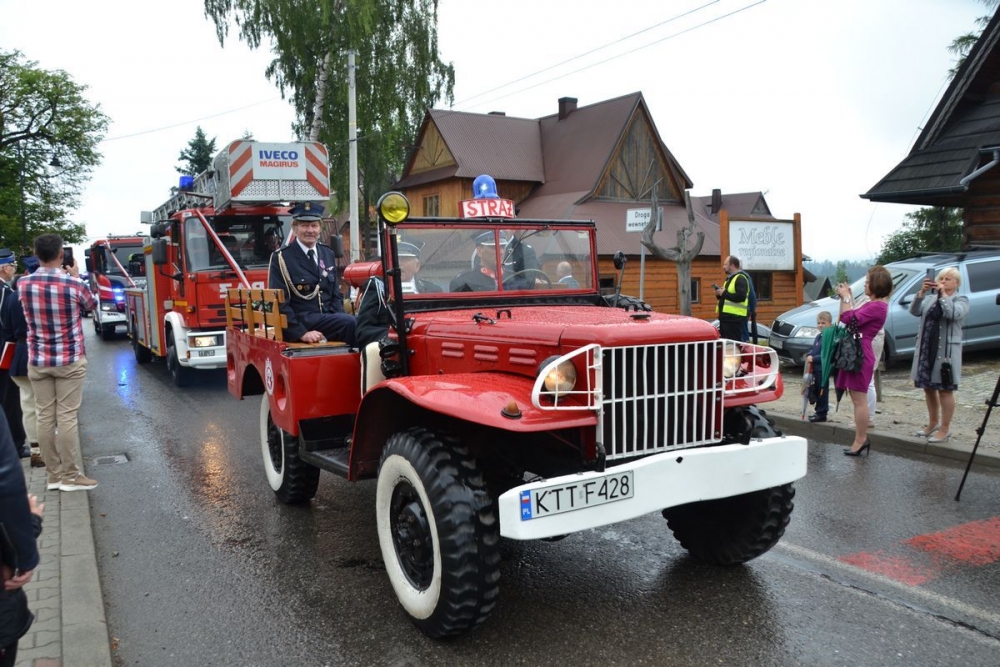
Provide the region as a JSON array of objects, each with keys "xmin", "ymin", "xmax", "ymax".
[
  {"xmin": 85, "ymin": 235, "xmax": 144, "ymax": 340},
  {"xmin": 127, "ymin": 140, "xmax": 330, "ymax": 387}
]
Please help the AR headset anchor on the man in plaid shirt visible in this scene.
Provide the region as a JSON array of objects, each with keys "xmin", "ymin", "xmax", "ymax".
[{"xmin": 18, "ymin": 234, "xmax": 98, "ymax": 492}]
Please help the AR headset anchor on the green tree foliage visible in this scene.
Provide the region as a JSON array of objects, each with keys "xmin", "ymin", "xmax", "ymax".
[
  {"xmin": 0, "ymin": 50, "xmax": 108, "ymax": 253},
  {"xmin": 876, "ymin": 207, "xmax": 964, "ymax": 265},
  {"xmin": 834, "ymin": 261, "xmax": 849, "ymax": 286},
  {"xmin": 176, "ymin": 126, "xmax": 218, "ymax": 175},
  {"xmin": 949, "ymin": 0, "xmax": 999, "ymax": 77},
  {"xmin": 203, "ymin": 0, "xmax": 454, "ymax": 251}
]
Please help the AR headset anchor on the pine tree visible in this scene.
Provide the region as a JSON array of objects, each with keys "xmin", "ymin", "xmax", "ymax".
[{"xmin": 176, "ymin": 127, "xmax": 217, "ymax": 176}]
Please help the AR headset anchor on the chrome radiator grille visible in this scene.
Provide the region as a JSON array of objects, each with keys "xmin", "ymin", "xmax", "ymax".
[{"xmin": 601, "ymin": 341, "xmax": 724, "ymax": 461}]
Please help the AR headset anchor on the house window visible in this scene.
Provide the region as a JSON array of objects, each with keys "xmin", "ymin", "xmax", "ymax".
[
  {"xmin": 690, "ymin": 278, "xmax": 700, "ymax": 304},
  {"xmin": 747, "ymin": 271, "xmax": 772, "ymax": 301},
  {"xmin": 422, "ymin": 195, "xmax": 440, "ymax": 217}
]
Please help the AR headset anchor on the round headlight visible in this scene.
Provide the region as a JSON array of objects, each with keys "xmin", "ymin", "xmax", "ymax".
[
  {"xmin": 539, "ymin": 357, "xmax": 578, "ymax": 395},
  {"xmin": 377, "ymin": 192, "xmax": 410, "ymax": 226},
  {"xmin": 722, "ymin": 353, "xmax": 741, "ymax": 378}
]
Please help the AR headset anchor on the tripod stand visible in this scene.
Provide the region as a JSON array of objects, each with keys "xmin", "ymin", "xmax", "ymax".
[{"xmin": 955, "ymin": 372, "xmax": 1000, "ymax": 501}]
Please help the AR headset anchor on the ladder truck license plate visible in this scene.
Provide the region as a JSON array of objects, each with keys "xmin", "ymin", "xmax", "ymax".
[{"xmin": 519, "ymin": 471, "xmax": 634, "ymax": 521}]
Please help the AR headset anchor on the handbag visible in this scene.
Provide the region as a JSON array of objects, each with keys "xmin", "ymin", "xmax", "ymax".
[
  {"xmin": 939, "ymin": 314, "xmax": 954, "ymax": 386},
  {"xmin": 833, "ymin": 315, "xmax": 864, "ymax": 373}
]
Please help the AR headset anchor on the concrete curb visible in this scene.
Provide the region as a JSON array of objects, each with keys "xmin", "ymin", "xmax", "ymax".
[{"xmin": 768, "ymin": 410, "xmax": 1000, "ymax": 469}]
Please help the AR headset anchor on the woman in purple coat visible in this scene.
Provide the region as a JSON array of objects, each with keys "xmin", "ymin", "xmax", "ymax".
[{"xmin": 834, "ymin": 265, "xmax": 893, "ymax": 456}]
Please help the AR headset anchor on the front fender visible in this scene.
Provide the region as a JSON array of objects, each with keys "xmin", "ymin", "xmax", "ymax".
[
  {"xmin": 350, "ymin": 373, "xmax": 597, "ymax": 478},
  {"xmin": 163, "ymin": 311, "xmax": 188, "ymax": 350}
]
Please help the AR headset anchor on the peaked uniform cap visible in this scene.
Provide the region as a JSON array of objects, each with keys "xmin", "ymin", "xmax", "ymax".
[
  {"xmin": 397, "ymin": 241, "xmax": 421, "ymax": 258},
  {"xmin": 22, "ymin": 255, "xmax": 40, "ymax": 273},
  {"xmin": 290, "ymin": 202, "xmax": 325, "ymax": 222},
  {"xmin": 474, "ymin": 231, "xmax": 511, "ymax": 246},
  {"xmin": 0, "ymin": 249, "xmax": 14, "ymax": 265}
]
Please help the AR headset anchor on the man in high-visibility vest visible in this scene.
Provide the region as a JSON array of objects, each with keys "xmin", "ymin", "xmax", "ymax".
[{"xmin": 715, "ymin": 255, "xmax": 751, "ymax": 341}]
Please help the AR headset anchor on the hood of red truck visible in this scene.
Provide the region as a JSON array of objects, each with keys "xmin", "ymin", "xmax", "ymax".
[{"xmin": 418, "ymin": 306, "xmax": 717, "ymax": 348}]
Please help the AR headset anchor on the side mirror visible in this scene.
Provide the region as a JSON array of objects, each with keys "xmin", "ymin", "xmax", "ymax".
[
  {"xmin": 84, "ymin": 258, "xmax": 93, "ymax": 273},
  {"xmin": 151, "ymin": 238, "xmax": 168, "ymax": 265},
  {"xmin": 329, "ymin": 234, "xmax": 344, "ymax": 259},
  {"xmin": 613, "ymin": 251, "xmax": 627, "ymax": 271},
  {"xmin": 150, "ymin": 223, "xmax": 168, "ymax": 239},
  {"xmin": 140, "ymin": 211, "xmax": 153, "ymax": 224}
]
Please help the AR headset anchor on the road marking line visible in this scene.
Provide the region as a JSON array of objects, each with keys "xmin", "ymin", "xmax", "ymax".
[
  {"xmin": 775, "ymin": 541, "xmax": 1000, "ymax": 630},
  {"xmin": 905, "ymin": 516, "xmax": 1000, "ymax": 566}
]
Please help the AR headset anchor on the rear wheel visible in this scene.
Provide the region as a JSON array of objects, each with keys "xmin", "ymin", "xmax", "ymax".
[
  {"xmin": 376, "ymin": 428, "xmax": 500, "ymax": 638},
  {"xmin": 259, "ymin": 395, "xmax": 319, "ymax": 504},
  {"xmin": 663, "ymin": 484, "xmax": 796, "ymax": 565},
  {"xmin": 100, "ymin": 323, "xmax": 116, "ymax": 341},
  {"xmin": 132, "ymin": 322, "xmax": 152, "ymax": 364}
]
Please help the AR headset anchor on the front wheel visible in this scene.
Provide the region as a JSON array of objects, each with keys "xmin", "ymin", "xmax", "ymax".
[
  {"xmin": 258, "ymin": 395, "xmax": 319, "ymax": 504},
  {"xmin": 376, "ymin": 428, "xmax": 500, "ymax": 639},
  {"xmin": 663, "ymin": 483, "xmax": 796, "ymax": 565},
  {"xmin": 166, "ymin": 332, "xmax": 193, "ymax": 388}
]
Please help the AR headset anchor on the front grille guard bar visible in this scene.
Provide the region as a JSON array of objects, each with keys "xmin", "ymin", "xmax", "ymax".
[{"xmin": 720, "ymin": 340, "xmax": 780, "ymax": 395}]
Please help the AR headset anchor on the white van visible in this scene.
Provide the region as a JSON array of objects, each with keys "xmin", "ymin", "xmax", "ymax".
[{"xmin": 768, "ymin": 250, "xmax": 1000, "ymax": 366}]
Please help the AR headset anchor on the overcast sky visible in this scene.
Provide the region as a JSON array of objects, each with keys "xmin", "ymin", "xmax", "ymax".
[{"xmin": 0, "ymin": 0, "xmax": 986, "ymax": 261}]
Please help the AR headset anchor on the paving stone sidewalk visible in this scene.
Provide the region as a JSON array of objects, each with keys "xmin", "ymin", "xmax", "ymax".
[{"xmin": 14, "ymin": 459, "xmax": 112, "ymax": 667}]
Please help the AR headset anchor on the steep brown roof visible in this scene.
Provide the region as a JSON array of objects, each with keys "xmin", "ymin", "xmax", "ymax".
[
  {"xmin": 395, "ymin": 109, "xmax": 543, "ymax": 189},
  {"xmin": 864, "ymin": 6, "xmax": 1000, "ymax": 204}
]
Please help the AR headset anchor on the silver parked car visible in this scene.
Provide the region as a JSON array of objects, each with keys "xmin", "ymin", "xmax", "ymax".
[{"xmin": 768, "ymin": 250, "xmax": 1000, "ymax": 366}]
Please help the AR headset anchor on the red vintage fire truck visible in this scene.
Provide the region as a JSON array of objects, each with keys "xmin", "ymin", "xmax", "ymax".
[
  {"xmin": 126, "ymin": 140, "xmax": 330, "ymax": 386},
  {"xmin": 85, "ymin": 235, "xmax": 144, "ymax": 340},
  {"xmin": 225, "ymin": 183, "xmax": 807, "ymax": 639}
]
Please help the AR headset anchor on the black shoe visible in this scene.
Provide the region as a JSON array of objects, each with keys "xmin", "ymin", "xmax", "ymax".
[
  {"xmin": 844, "ymin": 439, "xmax": 871, "ymax": 457},
  {"xmin": 808, "ymin": 414, "xmax": 827, "ymax": 423},
  {"xmin": 17, "ymin": 444, "xmax": 30, "ymax": 459}
]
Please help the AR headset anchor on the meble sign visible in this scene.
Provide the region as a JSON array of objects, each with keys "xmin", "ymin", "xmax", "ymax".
[{"xmin": 728, "ymin": 220, "xmax": 795, "ymax": 271}]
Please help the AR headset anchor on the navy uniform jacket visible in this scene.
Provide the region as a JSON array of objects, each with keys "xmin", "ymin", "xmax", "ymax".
[{"xmin": 268, "ymin": 242, "xmax": 345, "ymax": 342}]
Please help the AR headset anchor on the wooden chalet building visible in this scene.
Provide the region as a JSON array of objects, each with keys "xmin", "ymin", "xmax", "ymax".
[
  {"xmin": 393, "ymin": 92, "xmax": 800, "ymax": 324},
  {"xmin": 863, "ymin": 6, "xmax": 1000, "ymax": 246}
]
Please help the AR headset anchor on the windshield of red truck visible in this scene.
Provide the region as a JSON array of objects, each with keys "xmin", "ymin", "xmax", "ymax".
[
  {"xmin": 185, "ymin": 215, "xmax": 287, "ymax": 271},
  {"xmin": 389, "ymin": 223, "xmax": 596, "ymax": 296}
]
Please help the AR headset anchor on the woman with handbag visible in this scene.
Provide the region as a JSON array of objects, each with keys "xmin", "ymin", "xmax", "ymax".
[
  {"xmin": 834, "ymin": 265, "xmax": 893, "ymax": 456},
  {"xmin": 909, "ymin": 266, "xmax": 969, "ymax": 444}
]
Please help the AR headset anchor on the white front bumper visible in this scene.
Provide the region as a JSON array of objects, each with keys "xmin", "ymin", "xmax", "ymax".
[{"xmin": 498, "ymin": 435, "xmax": 807, "ymax": 540}]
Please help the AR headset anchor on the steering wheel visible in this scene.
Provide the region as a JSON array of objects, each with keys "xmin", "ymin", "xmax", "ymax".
[{"xmin": 504, "ymin": 269, "xmax": 552, "ymax": 289}]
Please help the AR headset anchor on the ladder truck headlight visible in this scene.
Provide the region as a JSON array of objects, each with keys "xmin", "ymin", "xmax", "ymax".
[{"xmin": 191, "ymin": 334, "xmax": 222, "ymax": 348}]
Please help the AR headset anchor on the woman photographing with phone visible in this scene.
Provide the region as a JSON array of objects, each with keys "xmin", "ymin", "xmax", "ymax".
[
  {"xmin": 834, "ymin": 266, "xmax": 893, "ymax": 457},
  {"xmin": 909, "ymin": 266, "xmax": 969, "ymax": 443}
]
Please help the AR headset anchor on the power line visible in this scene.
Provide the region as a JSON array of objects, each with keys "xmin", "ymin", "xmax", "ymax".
[
  {"xmin": 462, "ymin": 1, "xmax": 767, "ymax": 112},
  {"xmin": 101, "ymin": 97, "xmax": 283, "ymax": 143},
  {"xmin": 453, "ymin": 0, "xmax": 721, "ymax": 107}
]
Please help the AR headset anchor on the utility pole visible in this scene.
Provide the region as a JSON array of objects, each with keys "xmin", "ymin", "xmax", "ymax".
[
  {"xmin": 347, "ymin": 50, "xmax": 360, "ymax": 262},
  {"xmin": 18, "ymin": 146, "xmax": 27, "ymax": 252}
]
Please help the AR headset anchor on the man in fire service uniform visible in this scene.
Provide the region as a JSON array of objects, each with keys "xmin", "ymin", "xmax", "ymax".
[{"xmin": 268, "ymin": 202, "xmax": 356, "ymax": 346}]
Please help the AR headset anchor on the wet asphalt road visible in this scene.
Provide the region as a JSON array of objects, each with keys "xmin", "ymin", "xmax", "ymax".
[{"xmin": 81, "ymin": 330, "xmax": 1000, "ymax": 666}]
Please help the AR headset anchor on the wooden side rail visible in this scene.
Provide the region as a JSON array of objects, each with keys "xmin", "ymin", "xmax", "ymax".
[{"xmin": 226, "ymin": 288, "xmax": 289, "ymax": 342}]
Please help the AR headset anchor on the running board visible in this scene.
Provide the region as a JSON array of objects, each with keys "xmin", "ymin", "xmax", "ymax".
[{"xmin": 300, "ymin": 448, "xmax": 350, "ymax": 478}]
